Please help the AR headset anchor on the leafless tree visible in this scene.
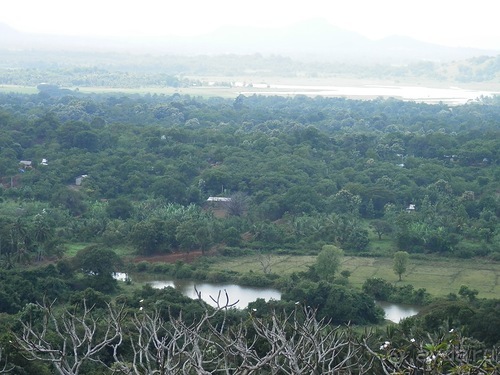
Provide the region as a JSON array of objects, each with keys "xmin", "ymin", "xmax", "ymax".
[
  {"xmin": 225, "ymin": 192, "xmax": 249, "ymax": 217},
  {"xmin": 361, "ymin": 331, "xmax": 500, "ymax": 375},
  {"xmin": 17, "ymin": 293, "xmax": 495, "ymax": 374},
  {"xmin": 110, "ymin": 289, "xmax": 240, "ymax": 374},
  {"xmin": 224, "ymin": 308, "xmax": 374, "ymax": 375},
  {"xmin": 257, "ymin": 252, "xmax": 273, "ymax": 275},
  {"xmin": 15, "ymin": 299, "xmax": 125, "ymax": 375},
  {"xmin": 0, "ymin": 347, "xmax": 13, "ymax": 374},
  {"xmin": 110, "ymin": 292, "xmax": 373, "ymax": 374}
]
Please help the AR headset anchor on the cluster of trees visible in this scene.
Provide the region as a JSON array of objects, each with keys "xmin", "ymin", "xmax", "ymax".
[
  {"xmin": 0, "ymin": 88, "xmax": 499, "ymax": 373},
  {"xmin": 1, "ymin": 248, "xmax": 499, "ymax": 373},
  {"xmin": 2, "ymin": 50, "xmax": 500, "ymax": 88},
  {"xmin": 0, "ymin": 90, "xmax": 498, "ymax": 262},
  {"xmin": 1, "ymin": 287, "xmax": 498, "ymax": 374}
]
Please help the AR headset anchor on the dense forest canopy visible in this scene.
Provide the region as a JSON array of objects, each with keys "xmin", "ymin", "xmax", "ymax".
[{"xmin": 0, "ymin": 90, "xmax": 498, "ymax": 257}]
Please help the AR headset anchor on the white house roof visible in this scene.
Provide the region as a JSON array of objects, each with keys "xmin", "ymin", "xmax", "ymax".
[{"xmin": 207, "ymin": 197, "xmax": 231, "ymax": 202}]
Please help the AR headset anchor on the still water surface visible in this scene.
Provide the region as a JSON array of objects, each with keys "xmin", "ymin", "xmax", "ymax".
[
  {"xmin": 376, "ymin": 300, "xmax": 420, "ymax": 323},
  {"xmin": 116, "ymin": 274, "xmax": 419, "ymax": 322},
  {"xmin": 149, "ymin": 279, "xmax": 281, "ymax": 309}
]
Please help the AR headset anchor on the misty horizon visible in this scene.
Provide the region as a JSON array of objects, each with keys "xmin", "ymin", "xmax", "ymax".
[{"xmin": 1, "ymin": 19, "xmax": 498, "ymax": 64}]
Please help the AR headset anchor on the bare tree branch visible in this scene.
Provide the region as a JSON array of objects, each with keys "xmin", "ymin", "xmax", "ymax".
[{"xmin": 15, "ymin": 299, "xmax": 125, "ymax": 375}]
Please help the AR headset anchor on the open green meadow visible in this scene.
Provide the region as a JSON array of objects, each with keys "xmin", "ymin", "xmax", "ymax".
[
  {"xmin": 209, "ymin": 254, "xmax": 500, "ymax": 299},
  {"xmin": 0, "ymin": 85, "xmax": 38, "ymax": 94}
]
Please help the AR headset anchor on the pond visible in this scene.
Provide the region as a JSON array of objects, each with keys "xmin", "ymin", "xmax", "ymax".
[
  {"xmin": 148, "ymin": 279, "xmax": 281, "ymax": 309},
  {"xmin": 376, "ymin": 300, "xmax": 421, "ymax": 323},
  {"xmin": 115, "ymin": 274, "xmax": 420, "ymax": 321},
  {"xmin": 115, "ymin": 273, "xmax": 281, "ymax": 308}
]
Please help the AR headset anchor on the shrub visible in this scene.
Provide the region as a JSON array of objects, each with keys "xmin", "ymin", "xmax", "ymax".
[
  {"xmin": 151, "ymin": 263, "xmax": 172, "ymax": 274},
  {"xmin": 135, "ymin": 261, "xmax": 150, "ymax": 272},
  {"xmin": 174, "ymin": 264, "xmax": 193, "ymax": 279},
  {"xmin": 238, "ymin": 272, "xmax": 274, "ymax": 288},
  {"xmin": 206, "ymin": 271, "xmax": 233, "ymax": 283},
  {"xmin": 362, "ymin": 278, "xmax": 395, "ymax": 300}
]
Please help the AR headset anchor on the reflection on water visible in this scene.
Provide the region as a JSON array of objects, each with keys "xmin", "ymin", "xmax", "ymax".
[
  {"xmin": 117, "ymin": 274, "xmax": 420, "ymax": 320},
  {"xmin": 149, "ymin": 279, "xmax": 282, "ymax": 309},
  {"xmin": 376, "ymin": 300, "xmax": 420, "ymax": 323}
]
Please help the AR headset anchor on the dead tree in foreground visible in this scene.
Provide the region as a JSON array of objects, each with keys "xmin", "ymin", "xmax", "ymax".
[
  {"xmin": 13, "ymin": 293, "xmax": 498, "ymax": 374},
  {"xmin": 14, "ymin": 292, "xmax": 371, "ymax": 374},
  {"xmin": 15, "ymin": 299, "xmax": 125, "ymax": 375},
  {"xmin": 111, "ymin": 291, "xmax": 373, "ymax": 374},
  {"xmin": 0, "ymin": 348, "xmax": 13, "ymax": 374}
]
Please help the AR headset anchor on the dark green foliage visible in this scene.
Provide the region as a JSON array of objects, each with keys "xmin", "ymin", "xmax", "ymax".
[
  {"xmin": 362, "ymin": 277, "xmax": 431, "ymax": 305},
  {"xmin": 51, "ymin": 188, "xmax": 87, "ymax": 216},
  {"xmin": 238, "ymin": 271, "xmax": 275, "ymax": 287},
  {"xmin": 370, "ymin": 219, "xmax": 393, "ymax": 240},
  {"xmin": 106, "ymin": 197, "xmax": 134, "ymax": 219},
  {"xmin": 282, "ymin": 279, "xmax": 383, "ymax": 325},
  {"xmin": 2, "ymin": 90, "xmax": 497, "ymax": 257},
  {"xmin": 362, "ymin": 277, "xmax": 395, "ymax": 300},
  {"xmin": 72, "ymin": 245, "xmax": 122, "ymax": 276},
  {"xmin": 130, "ymin": 219, "xmax": 176, "ymax": 255},
  {"xmin": 0, "ymin": 87, "xmax": 499, "ymax": 372},
  {"xmin": 69, "ymin": 288, "xmax": 111, "ymax": 309},
  {"xmin": 72, "ymin": 245, "xmax": 122, "ymax": 292}
]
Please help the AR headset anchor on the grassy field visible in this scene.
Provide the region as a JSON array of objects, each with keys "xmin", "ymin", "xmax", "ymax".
[
  {"xmin": 64, "ymin": 243, "xmax": 136, "ymax": 257},
  {"xmin": 0, "ymin": 85, "xmax": 38, "ymax": 94},
  {"xmin": 3, "ymin": 75, "xmax": 500, "ymax": 101},
  {"xmin": 209, "ymin": 254, "xmax": 500, "ymax": 299}
]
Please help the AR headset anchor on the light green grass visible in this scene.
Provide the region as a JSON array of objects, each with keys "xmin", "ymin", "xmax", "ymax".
[
  {"xmin": 64, "ymin": 243, "xmax": 91, "ymax": 257},
  {"xmin": 0, "ymin": 85, "xmax": 38, "ymax": 94},
  {"xmin": 75, "ymin": 86, "xmax": 241, "ymax": 98},
  {"xmin": 209, "ymin": 254, "xmax": 500, "ymax": 299},
  {"xmin": 339, "ymin": 256, "xmax": 500, "ymax": 299},
  {"xmin": 63, "ymin": 243, "xmax": 136, "ymax": 258},
  {"xmin": 210, "ymin": 254, "xmax": 317, "ymax": 275},
  {"xmin": 368, "ymin": 238, "xmax": 396, "ymax": 253}
]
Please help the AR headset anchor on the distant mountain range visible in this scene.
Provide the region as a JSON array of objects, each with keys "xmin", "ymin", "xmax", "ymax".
[{"xmin": 1, "ymin": 19, "xmax": 498, "ymax": 63}]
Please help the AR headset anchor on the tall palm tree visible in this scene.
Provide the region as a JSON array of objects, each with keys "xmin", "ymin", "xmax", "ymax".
[{"xmin": 32, "ymin": 214, "xmax": 53, "ymax": 261}]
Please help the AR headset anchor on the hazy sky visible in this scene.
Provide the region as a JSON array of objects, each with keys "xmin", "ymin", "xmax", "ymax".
[{"xmin": 2, "ymin": 0, "xmax": 499, "ymax": 50}]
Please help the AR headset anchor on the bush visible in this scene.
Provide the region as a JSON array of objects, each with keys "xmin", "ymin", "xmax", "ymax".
[
  {"xmin": 454, "ymin": 242, "xmax": 489, "ymax": 258},
  {"xmin": 174, "ymin": 263, "xmax": 193, "ymax": 279},
  {"xmin": 238, "ymin": 272, "xmax": 274, "ymax": 288},
  {"xmin": 135, "ymin": 261, "xmax": 150, "ymax": 272},
  {"xmin": 151, "ymin": 263, "xmax": 172, "ymax": 274},
  {"xmin": 206, "ymin": 271, "xmax": 234, "ymax": 283},
  {"xmin": 191, "ymin": 269, "xmax": 208, "ymax": 280},
  {"xmin": 362, "ymin": 278, "xmax": 395, "ymax": 300},
  {"xmin": 69, "ymin": 288, "xmax": 110, "ymax": 309}
]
